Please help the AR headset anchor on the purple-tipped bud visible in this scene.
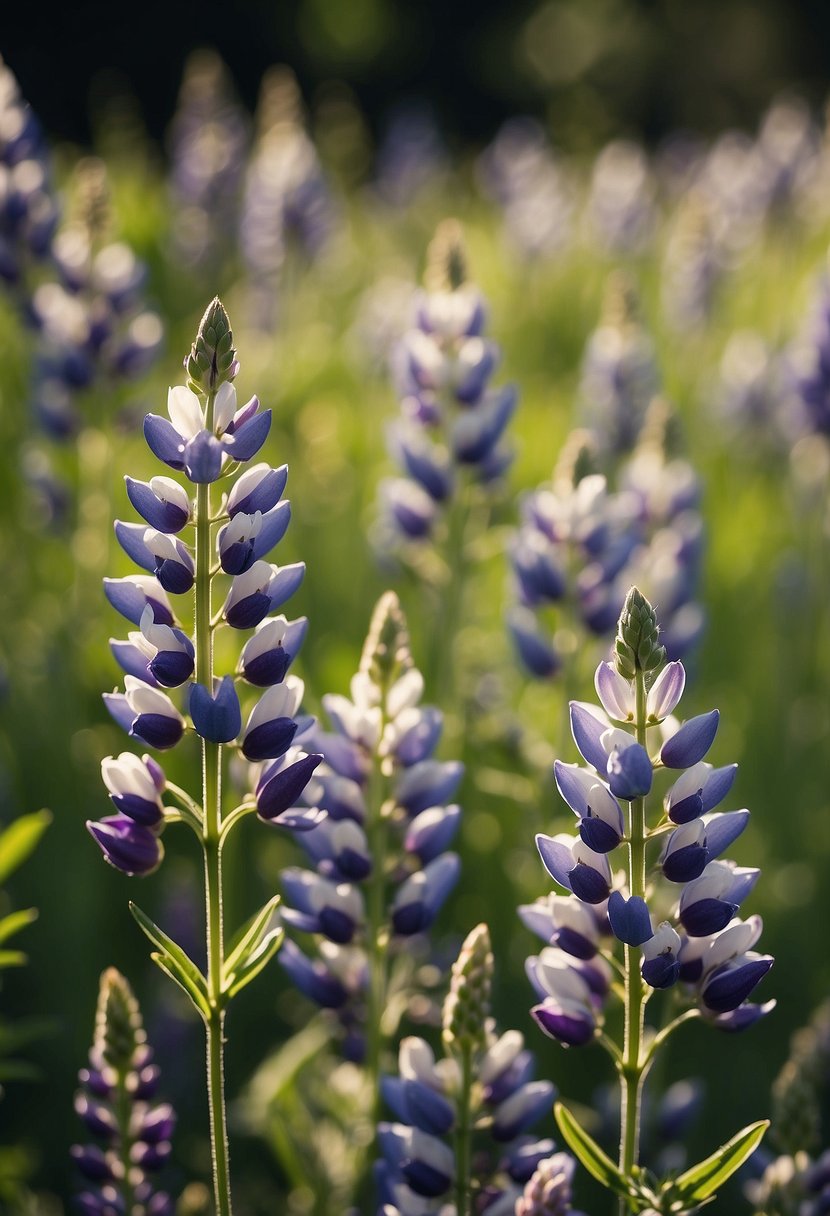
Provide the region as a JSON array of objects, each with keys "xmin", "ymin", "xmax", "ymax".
[
  {"xmin": 256, "ymin": 749, "xmax": 324, "ymax": 823},
  {"xmin": 87, "ymin": 816, "xmax": 163, "ymax": 876}
]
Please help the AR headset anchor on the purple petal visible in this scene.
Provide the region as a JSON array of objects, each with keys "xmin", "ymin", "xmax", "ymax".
[
  {"xmin": 661, "ymin": 710, "xmax": 720, "ymax": 769},
  {"xmin": 607, "ymin": 892, "xmax": 652, "ymax": 946},
  {"xmin": 144, "ymin": 414, "xmax": 185, "ymax": 469}
]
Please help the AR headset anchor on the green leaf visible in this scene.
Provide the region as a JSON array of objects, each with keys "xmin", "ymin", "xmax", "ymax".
[
  {"xmin": 0, "ymin": 908, "xmax": 37, "ymax": 946},
  {"xmin": 0, "ymin": 811, "xmax": 51, "ymax": 884},
  {"xmin": 223, "ymin": 895, "xmax": 281, "ymax": 985},
  {"xmin": 555, "ymin": 1102, "xmax": 642, "ymax": 1203},
  {"xmin": 0, "ymin": 950, "xmax": 26, "ymax": 970},
  {"xmin": 129, "ymin": 902, "xmax": 210, "ymax": 1020},
  {"xmin": 666, "ymin": 1119, "xmax": 769, "ymax": 1205},
  {"xmin": 224, "ymin": 928, "xmax": 284, "ymax": 1000}
]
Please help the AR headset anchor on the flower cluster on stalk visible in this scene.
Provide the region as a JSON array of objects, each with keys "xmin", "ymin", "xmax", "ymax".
[
  {"xmin": 508, "ymin": 402, "xmax": 704, "ymax": 680},
  {"xmin": 73, "ymin": 967, "xmax": 175, "ymax": 1216},
  {"xmin": 0, "ymin": 55, "xmax": 58, "ymax": 304},
  {"xmin": 167, "ymin": 49, "xmax": 250, "ymax": 274},
  {"xmin": 524, "ymin": 587, "xmax": 774, "ymax": 1051},
  {"xmin": 379, "ymin": 924, "xmax": 581, "ymax": 1216},
  {"xmin": 378, "ymin": 219, "xmax": 517, "ymax": 552},
  {"xmin": 240, "ymin": 66, "xmax": 333, "ymax": 330},
  {"xmin": 30, "ymin": 158, "xmax": 162, "ymax": 438},
  {"xmin": 275, "ymin": 591, "xmax": 461, "ymax": 1061},
  {"xmin": 89, "ymin": 297, "xmax": 316, "ymax": 874}
]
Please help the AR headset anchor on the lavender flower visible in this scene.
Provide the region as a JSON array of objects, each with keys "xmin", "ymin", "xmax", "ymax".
[
  {"xmin": 661, "ymin": 193, "xmax": 726, "ymax": 332},
  {"xmin": 167, "ymin": 49, "xmax": 250, "ymax": 273},
  {"xmin": 275, "ymin": 592, "xmax": 461, "ymax": 1078},
  {"xmin": 379, "ymin": 925, "xmax": 565, "ymax": 1216},
  {"xmin": 72, "ymin": 968, "xmax": 175, "ymax": 1216},
  {"xmin": 374, "ymin": 104, "xmax": 449, "ymax": 208},
  {"xmin": 790, "ymin": 271, "xmax": 830, "ymax": 439},
  {"xmin": 90, "ymin": 299, "xmax": 319, "ymax": 1214},
  {"xmin": 587, "ymin": 140, "xmax": 657, "ymax": 255},
  {"xmin": 526, "ymin": 588, "xmax": 773, "ymax": 1210}
]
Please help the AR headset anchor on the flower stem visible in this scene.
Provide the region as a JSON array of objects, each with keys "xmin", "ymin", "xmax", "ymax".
[
  {"xmin": 196, "ymin": 428, "xmax": 233, "ymax": 1215},
  {"xmin": 618, "ymin": 667, "xmax": 648, "ymax": 1213},
  {"xmin": 454, "ymin": 1043, "xmax": 474, "ymax": 1216},
  {"xmin": 114, "ymin": 1057, "xmax": 135, "ymax": 1214}
]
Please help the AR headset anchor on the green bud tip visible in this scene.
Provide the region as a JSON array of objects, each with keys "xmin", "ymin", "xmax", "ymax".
[
  {"xmin": 614, "ymin": 586, "xmax": 666, "ymax": 681},
  {"xmin": 602, "ymin": 269, "xmax": 640, "ymax": 329},
  {"xmin": 425, "ymin": 219, "xmax": 467, "ymax": 293},
  {"xmin": 554, "ymin": 428, "xmax": 598, "ymax": 490},
  {"xmin": 94, "ymin": 967, "xmax": 146, "ymax": 1072},
  {"xmin": 186, "ymin": 297, "xmax": 237, "ymax": 396},
  {"xmin": 442, "ymin": 923, "xmax": 493, "ymax": 1057},
  {"xmin": 359, "ymin": 591, "xmax": 413, "ymax": 692}
]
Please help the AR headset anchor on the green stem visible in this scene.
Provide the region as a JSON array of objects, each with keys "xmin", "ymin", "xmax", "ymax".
[
  {"xmin": 115, "ymin": 1060, "xmax": 135, "ymax": 1213},
  {"xmin": 618, "ymin": 668, "xmax": 648, "ymax": 1213},
  {"xmin": 454, "ymin": 1045, "xmax": 474, "ymax": 1216},
  {"xmin": 196, "ymin": 410, "xmax": 234, "ymax": 1216}
]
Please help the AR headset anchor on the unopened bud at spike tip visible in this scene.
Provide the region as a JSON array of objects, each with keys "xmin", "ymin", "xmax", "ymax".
[
  {"xmin": 425, "ymin": 218, "xmax": 467, "ymax": 293},
  {"xmin": 95, "ymin": 967, "xmax": 146, "ymax": 1072},
  {"xmin": 359, "ymin": 590, "xmax": 413, "ymax": 691},
  {"xmin": 186, "ymin": 297, "xmax": 237, "ymax": 396},
  {"xmin": 614, "ymin": 586, "xmax": 666, "ymax": 681},
  {"xmin": 442, "ymin": 922, "xmax": 493, "ymax": 1057}
]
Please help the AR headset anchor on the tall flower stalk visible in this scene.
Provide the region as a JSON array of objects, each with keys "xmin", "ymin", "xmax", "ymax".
[
  {"xmin": 524, "ymin": 587, "xmax": 773, "ymax": 1214},
  {"xmin": 89, "ymin": 299, "xmax": 319, "ymax": 1213}
]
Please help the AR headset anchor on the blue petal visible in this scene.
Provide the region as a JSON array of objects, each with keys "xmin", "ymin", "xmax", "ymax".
[
  {"xmin": 402, "ymin": 1078, "xmax": 456, "ymax": 1136},
  {"xmin": 568, "ymin": 862, "xmax": 610, "ymax": 905},
  {"xmin": 642, "ymin": 954, "xmax": 680, "ymax": 990},
  {"xmin": 102, "ymin": 692, "xmax": 135, "ymax": 734},
  {"xmin": 114, "ymin": 521, "xmax": 154, "ymax": 571},
  {"xmin": 536, "ymin": 834, "xmax": 573, "ymax": 889},
  {"xmin": 607, "ymin": 892, "xmax": 652, "ymax": 945},
  {"xmin": 104, "ymin": 578, "xmax": 174, "ymax": 627},
  {"xmin": 704, "ymin": 810, "xmax": 750, "ymax": 858},
  {"xmin": 252, "ymin": 501, "xmax": 292, "ymax": 560},
  {"xmin": 189, "ymin": 677, "xmax": 242, "ymax": 743},
  {"xmin": 125, "ymin": 477, "xmax": 188, "ymax": 533},
  {"xmin": 607, "ymin": 744, "xmax": 652, "ymax": 800},
  {"xmin": 508, "ymin": 610, "xmax": 560, "ymax": 678},
  {"xmin": 570, "ymin": 703, "xmax": 608, "ymax": 771},
  {"xmin": 144, "ymin": 414, "xmax": 185, "ymax": 469},
  {"xmin": 184, "ymin": 432, "xmax": 223, "ymax": 483},
  {"xmin": 110, "ymin": 640, "xmax": 157, "ymax": 685},
  {"xmin": 242, "ymin": 716, "xmax": 298, "ymax": 762},
  {"xmin": 130, "ymin": 712, "xmax": 184, "ymax": 750},
  {"xmin": 579, "ymin": 816, "xmax": 621, "ymax": 853},
  {"xmin": 662, "ymin": 842, "xmax": 709, "ymax": 883},
  {"xmin": 224, "ymin": 409, "xmax": 271, "ymax": 461},
  {"xmin": 257, "ymin": 753, "xmax": 323, "ymax": 821},
  {"xmin": 703, "ymin": 958, "xmax": 773, "ymax": 1013},
  {"xmin": 229, "ymin": 464, "xmax": 287, "ymax": 516},
  {"xmin": 149, "ymin": 648, "xmax": 194, "ymax": 688},
  {"xmin": 268, "ymin": 563, "xmax": 306, "ymax": 612},
  {"xmin": 701, "ymin": 763, "xmax": 738, "ymax": 812},
  {"xmin": 226, "ymin": 591, "xmax": 272, "ymax": 630},
  {"xmin": 661, "ymin": 710, "xmax": 720, "ymax": 769},
  {"xmin": 553, "ymin": 761, "xmax": 590, "ymax": 816},
  {"xmin": 679, "ymin": 896, "xmax": 737, "ymax": 937}
]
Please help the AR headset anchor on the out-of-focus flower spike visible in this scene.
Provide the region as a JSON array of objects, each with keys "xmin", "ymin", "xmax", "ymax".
[{"xmin": 442, "ymin": 922, "xmax": 493, "ymax": 1058}]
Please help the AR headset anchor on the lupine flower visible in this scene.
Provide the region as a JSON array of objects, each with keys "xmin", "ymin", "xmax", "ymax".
[
  {"xmin": 0, "ymin": 55, "xmax": 58, "ymax": 301},
  {"xmin": 587, "ymin": 140, "xmax": 657, "ymax": 255},
  {"xmin": 29, "ymin": 158, "xmax": 163, "ymax": 438},
  {"xmin": 378, "ymin": 925, "xmax": 567, "ymax": 1215},
  {"xmin": 374, "ymin": 103, "xmax": 449, "ymax": 207},
  {"xmin": 167, "ymin": 49, "xmax": 250, "ymax": 272},
  {"xmin": 91, "ymin": 299, "xmax": 320, "ymax": 1210},
  {"xmin": 661, "ymin": 192, "xmax": 726, "ymax": 332},
  {"xmin": 715, "ymin": 331, "xmax": 786, "ymax": 445},
  {"xmin": 790, "ymin": 271, "xmax": 830, "ymax": 440},
  {"xmin": 90, "ymin": 297, "xmax": 316, "ymax": 874},
  {"xmin": 240, "ymin": 66, "xmax": 334, "ymax": 330},
  {"xmin": 274, "ymin": 592, "xmax": 461, "ymax": 1062},
  {"xmin": 577, "ymin": 273, "xmax": 659, "ymax": 457},
  {"xmin": 525, "ymin": 588, "xmax": 772, "ymax": 1187},
  {"xmin": 508, "ymin": 401, "xmax": 704, "ymax": 680},
  {"xmin": 477, "ymin": 118, "xmax": 574, "ymax": 261},
  {"xmin": 72, "ymin": 967, "xmax": 175, "ymax": 1215},
  {"xmin": 378, "ymin": 219, "xmax": 517, "ymax": 557}
]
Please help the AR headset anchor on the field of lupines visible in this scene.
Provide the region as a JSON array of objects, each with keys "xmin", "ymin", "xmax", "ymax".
[{"xmin": 2, "ymin": 46, "xmax": 830, "ymax": 1216}]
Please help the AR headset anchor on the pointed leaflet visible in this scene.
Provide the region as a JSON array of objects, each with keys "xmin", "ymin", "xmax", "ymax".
[
  {"xmin": 0, "ymin": 811, "xmax": 51, "ymax": 884},
  {"xmin": 554, "ymin": 1102, "xmax": 647, "ymax": 1205},
  {"xmin": 662, "ymin": 1119, "xmax": 769, "ymax": 1206},
  {"xmin": 130, "ymin": 901, "xmax": 210, "ymax": 1019},
  {"xmin": 222, "ymin": 895, "xmax": 284, "ymax": 998}
]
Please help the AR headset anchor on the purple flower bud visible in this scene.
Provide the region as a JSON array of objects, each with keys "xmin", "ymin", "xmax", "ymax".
[
  {"xmin": 405, "ymin": 804, "xmax": 461, "ymax": 862},
  {"xmin": 256, "ymin": 749, "xmax": 324, "ymax": 823},
  {"xmin": 508, "ymin": 607, "xmax": 560, "ymax": 678},
  {"xmin": 278, "ymin": 938, "xmax": 349, "ymax": 1008},
  {"xmin": 125, "ymin": 476, "xmax": 190, "ymax": 533},
  {"xmin": 606, "ymin": 741, "xmax": 652, "ymax": 800},
  {"xmin": 239, "ymin": 615, "xmax": 307, "ymax": 686},
  {"xmin": 183, "ymin": 430, "xmax": 223, "ymax": 483},
  {"xmin": 87, "ymin": 816, "xmax": 163, "ymax": 876},
  {"xmin": 391, "ymin": 853, "xmax": 460, "ymax": 935},
  {"xmin": 227, "ymin": 462, "xmax": 288, "ymax": 517}
]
